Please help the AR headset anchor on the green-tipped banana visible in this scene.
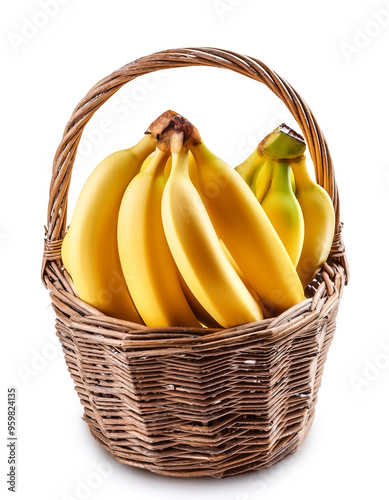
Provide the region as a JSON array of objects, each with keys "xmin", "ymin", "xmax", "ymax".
[
  {"xmin": 236, "ymin": 124, "xmax": 305, "ymax": 201},
  {"xmin": 261, "ymin": 160, "xmax": 304, "ymax": 267}
]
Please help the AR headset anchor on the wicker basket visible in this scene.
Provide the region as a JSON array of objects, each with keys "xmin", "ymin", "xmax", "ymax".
[{"xmin": 41, "ymin": 47, "xmax": 348, "ymax": 478}]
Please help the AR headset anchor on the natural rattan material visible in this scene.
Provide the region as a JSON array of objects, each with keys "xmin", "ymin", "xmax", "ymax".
[{"xmin": 42, "ymin": 48, "xmax": 347, "ymax": 478}]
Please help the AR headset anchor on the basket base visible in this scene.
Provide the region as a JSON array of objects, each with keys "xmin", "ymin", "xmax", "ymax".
[{"xmin": 83, "ymin": 408, "xmax": 315, "ymax": 478}]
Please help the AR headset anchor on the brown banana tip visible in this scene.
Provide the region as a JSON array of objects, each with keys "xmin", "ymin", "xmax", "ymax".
[
  {"xmin": 171, "ymin": 115, "xmax": 202, "ymax": 147},
  {"xmin": 146, "ymin": 110, "xmax": 180, "ymax": 138},
  {"xmin": 278, "ymin": 123, "xmax": 305, "ymax": 144}
]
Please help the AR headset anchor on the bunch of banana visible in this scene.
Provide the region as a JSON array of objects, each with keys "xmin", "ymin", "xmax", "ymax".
[
  {"xmin": 61, "ymin": 133, "xmax": 156, "ymax": 322},
  {"xmin": 160, "ymin": 127, "xmax": 264, "ymax": 327},
  {"xmin": 61, "ymin": 111, "xmax": 223, "ymax": 328},
  {"xmin": 235, "ymin": 124, "xmax": 335, "ymax": 289},
  {"xmin": 163, "ymin": 117, "xmax": 305, "ymax": 318},
  {"xmin": 62, "ymin": 110, "xmax": 332, "ymax": 330}
]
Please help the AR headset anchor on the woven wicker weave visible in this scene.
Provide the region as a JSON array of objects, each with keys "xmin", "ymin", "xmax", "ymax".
[{"xmin": 41, "ymin": 47, "xmax": 348, "ymax": 478}]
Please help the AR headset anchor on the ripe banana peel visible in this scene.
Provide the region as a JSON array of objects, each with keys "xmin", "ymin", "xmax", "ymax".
[
  {"xmin": 178, "ymin": 273, "xmax": 221, "ymax": 329},
  {"xmin": 290, "ymin": 156, "xmax": 335, "ymax": 288},
  {"xmin": 255, "ymin": 159, "xmax": 273, "ymax": 202},
  {"xmin": 161, "ymin": 131, "xmax": 263, "ymax": 328},
  {"xmin": 117, "ymin": 146, "xmax": 201, "ymax": 328},
  {"xmin": 235, "ymin": 148, "xmax": 266, "ymax": 188},
  {"xmin": 61, "ymin": 134, "xmax": 156, "ymax": 322}
]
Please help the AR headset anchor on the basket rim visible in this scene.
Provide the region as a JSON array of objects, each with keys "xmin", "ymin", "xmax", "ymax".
[{"xmin": 49, "ymin": 259, "xmax": 345, "ymax": 349}]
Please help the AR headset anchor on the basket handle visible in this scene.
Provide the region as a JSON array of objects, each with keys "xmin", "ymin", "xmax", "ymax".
[{"xmin": 42, "ymin": 47, "xmax": 348, "ymax": 282}]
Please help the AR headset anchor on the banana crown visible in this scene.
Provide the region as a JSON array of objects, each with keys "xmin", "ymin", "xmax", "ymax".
[{"xmin": 260, "ymin": 124, "xmax": 306, "ymax": 160}]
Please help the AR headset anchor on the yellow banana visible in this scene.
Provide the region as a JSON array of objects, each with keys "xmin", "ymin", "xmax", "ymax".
[
  {"xmin": 187, "ymin": 134, "xmax": 305, "ymax": 317},
  {"xmin": 237, "ymin": 156, "xmax": 295, "ymax": 201},
  {"xmin": 117, "ymin": 146, "xmax": 201, "ymax": 328},
  {"xmin": 161, "ymin": 132, "xmax": 263, "ymax": 328},
  {"xmin": 164, "ymin": 151, "xmax": 197, "ymax": 181},
  {"xmin": 261, "ymin": 160, "xmax": 304, "ymax": 267},
  {"xmin": 235, "ymin": 148, "xmax": 266, "ymax": 188},
  {"xmin": 291, "ymin": 170, "xmax": 296, "ymax": 192},
  {"xmin": 219, "ymin": 240, "xmax": 265, "ymax": 309},
  {"xmin": 61, "ymin": 133, "xmax": 156, "ymax": 322},
  {"xmin": 178, "ymin": 274, "xmax": 221, "ymax": 328},
  {"xmin": 255, "ymin": 159, "xmax": 273, "ymax": 202},
  {"xmin": 140, "ymin": 151, "xmax": 154, "ymax": 171},
  {"xmin": 290, "ymin": 156, "xmax": 335, "ymax": 288}
]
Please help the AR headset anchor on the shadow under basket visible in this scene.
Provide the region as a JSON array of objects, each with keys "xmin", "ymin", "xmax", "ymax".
[{"xmin": 41, "ymin": 47, "xmax": 348, "ymax": 479}]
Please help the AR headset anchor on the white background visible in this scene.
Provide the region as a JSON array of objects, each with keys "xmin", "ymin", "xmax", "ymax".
[{"xmin": 1, "ymin": 0, "xmax": 389, "ymax": 499}]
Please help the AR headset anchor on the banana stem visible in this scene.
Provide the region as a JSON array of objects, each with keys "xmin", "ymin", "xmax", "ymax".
[
  {"xmin": 132, "ymin": 133, "xmax": 157, "ymax": 160},
  {"xmin": 147, "ymin": 110, "xmax": 202, "ymax": 153},
  {"xmin": 259, "ymin": 124, "xmax": 306, "ymax": 160},
  {"xmin": 170, "ymin": 131, "xmax": 185, "ymax": 154},
  {"xmin": 146, "ymin": 110, "xmax": 178, "ymax": 137}
]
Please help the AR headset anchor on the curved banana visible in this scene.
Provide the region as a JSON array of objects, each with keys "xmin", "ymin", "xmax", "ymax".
[
  {"xmin": 188, "ymin": 138, "xmax": 305, "ymax": 316},
  {"xmin": 61, "ymin": 134, "xmax": 156, "ymax": 322},
  {"xmin": 219, "ymin": 240, "xmax": 264, "ymax": 309},
  {"xmin": 162, "ymin": 133, "xmax": 263, "ymax": 328},
  {"xmin": 261, "ymin": 160, "xmax": 304, "ymax": 267},
  {"xmin": 164, "ymin": 151, "xmax": 196, "ymax": 181},
  {"xmin": 117, "ymin": 146, "xmax": 201, "ymax": 328},
  {"xmin": 290, "ymin": 156, "xmax": 335, "ymax": 288}
]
